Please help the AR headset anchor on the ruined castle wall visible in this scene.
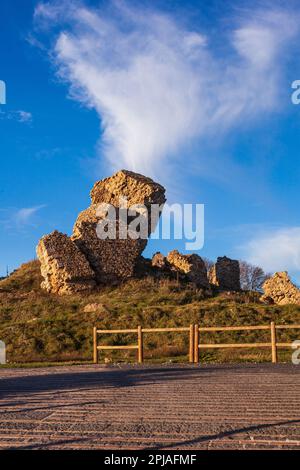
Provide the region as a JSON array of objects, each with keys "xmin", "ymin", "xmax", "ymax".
[
  {"xmin": 209, "ymin": 256, "xmax": 240, "ymax": 291},
  {"xmin": 37, "ymin": 231, "xmax": 96, "ymax": 295},
  {"xmin": 166, "ymin": 250, "xmax": 210, "ymax": 289},
  {"xmin": 37, "ymin": 170, "xmax": 166, "ymax": 294}
]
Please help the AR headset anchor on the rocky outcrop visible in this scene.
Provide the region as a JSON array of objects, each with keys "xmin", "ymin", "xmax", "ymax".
[
  {"xmin": 37, "ymin": 231, "xmax": 96, "ymax": 295},
  {"xmin": 72, "ymin": 170, "xmax": 166, "ymax": 284},
  {"xmin": 72, "ymin": 204, "xmax": 147, "ymax": 283},
  {"xmin": 91, "ymin": 169, "xmax": 165, "ymax": 211},
  {"xmin": 37, "ymin": 169, "xmax": 244, "ymax": 296},
  {"xmin": 209, "ymin": 256, "xmax": 240, "ymax": 291},
  {"xmin": 37, "ymin": 170, "xmax": 166, "ymax": 294},
  {"xmin": 166, "ymin": 250, "xmax": 210, "ymax": 288},
  {"xmin": 152, "ymin": 252, "xmax": 167, "ymax": 269},
  {"xmin": 261, "ymin": 271, "xmax": 300, "ymax": 305}
]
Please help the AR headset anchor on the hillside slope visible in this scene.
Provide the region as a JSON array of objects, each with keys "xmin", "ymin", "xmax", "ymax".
[{"xmin": 0, "ymin": 261, "xmax": 299, "ymax": 364}]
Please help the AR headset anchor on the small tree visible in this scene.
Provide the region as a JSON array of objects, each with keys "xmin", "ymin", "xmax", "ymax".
[
  {"xmin": 239, "ymin": 260, "xmax": 271, "ymax": 292},
  {"xmin": 203, "ymin": 257, "xmax": 214, "ymax": 273}
]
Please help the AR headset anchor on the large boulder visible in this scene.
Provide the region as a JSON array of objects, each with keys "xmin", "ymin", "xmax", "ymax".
[
  {"xmin": 72, "ymin": 204, "xmax": 147, "ymax": 283},
  {"xmin": 166, "ymin": 250, "xmax": 209, "ymax": 288},
  {"xmin": 72, "ymin": 170, "xmax": 166, "ymax": 284},
  {"xmin": 36, "ymin": 230, "xmax": 96, "ymax": 295},
  {"xmin": 261, "ymin": 271, "xmax": 300, "ymax": 305},
  {"xmin": 37, "ymin": 170, "xmax": 166, "ymax": 293},
  {"xmin": 209, "ymin": 256, "xmax": 240, "ymax": 291},
  {"xmin": 91, "ymin": 170, "xmax": 166, "ymax": 209}
]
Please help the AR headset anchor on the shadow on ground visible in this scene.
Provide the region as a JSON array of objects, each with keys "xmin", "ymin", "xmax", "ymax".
[{"xmin": 0, "ymin": 363, "xmax": 297, "ymax": 399}]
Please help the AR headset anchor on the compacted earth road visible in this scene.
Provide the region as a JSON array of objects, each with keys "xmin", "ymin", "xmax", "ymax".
[{"xmin": 0, "ymin": 363, "xmax": 299, "ymax": 450}]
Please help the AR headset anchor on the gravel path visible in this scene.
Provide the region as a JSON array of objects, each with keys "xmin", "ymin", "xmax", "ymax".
[{"xmin": 0, "ymin": 363, "xmax": 299, "ymax": 450}]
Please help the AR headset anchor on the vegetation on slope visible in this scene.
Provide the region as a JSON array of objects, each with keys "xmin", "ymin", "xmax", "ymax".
[{"xmin": 0, "ymin": 261, "xmax": 299, "ymax": 364}]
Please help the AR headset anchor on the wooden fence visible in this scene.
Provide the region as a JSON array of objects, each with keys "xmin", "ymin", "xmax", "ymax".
[{"xmin": 93, "ymin": 322, "xmax": 300, "ymax": 364}]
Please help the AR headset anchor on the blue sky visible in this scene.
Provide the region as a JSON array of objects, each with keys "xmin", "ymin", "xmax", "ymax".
[{"xmin": 1, "ymin": 0, "xmax": 300, "ymax": 280}]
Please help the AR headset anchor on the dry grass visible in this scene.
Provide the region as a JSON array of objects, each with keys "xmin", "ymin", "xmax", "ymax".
[{"xmin": 0, "ymin": 260, "xmax": 299, "ymax": 364}]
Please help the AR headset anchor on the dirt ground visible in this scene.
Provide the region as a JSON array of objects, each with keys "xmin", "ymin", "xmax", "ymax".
[{"xmin": 0, "ymin": 363, "xmax": 299, "ymax": 450}]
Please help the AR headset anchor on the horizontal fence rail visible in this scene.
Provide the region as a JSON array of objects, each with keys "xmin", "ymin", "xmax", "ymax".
[
  {"xmin": 193, "ymin": 322, "xmax": 300, "ymax": 364},
  {"xmin": 93, "ymin": 323, "xmax": 300, "ymax": 364},
  {"xmin": 93, "ymin": 325, "xmax": 194, "ymax": 364}
]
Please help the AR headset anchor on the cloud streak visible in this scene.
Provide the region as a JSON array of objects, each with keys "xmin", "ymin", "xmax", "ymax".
[
  {"xmin": 14, "ymin": 206, "xmax": 45, "ymax": 226},
  {"xmin": 240, "ymin": 226, "xmax": 300, "ymax": 275},
  {"xmin": 0, "ymin": 109, "xmax": 33, "ymax": 123},
  {"xmin": 34, "ymin": 1, "xmax": 299, "ymax": 178},
  {"xmin": 0, "ymin": 205, "xmax": 46, "ymax": 230}
]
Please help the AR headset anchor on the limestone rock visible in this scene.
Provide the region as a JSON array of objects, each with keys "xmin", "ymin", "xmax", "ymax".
[
  {"xmin": 91, "ymin": 169, "xmax": 166, "ymax": 209},
  {"xmin": 72, "ymin": 204, "xmax": 146, "ymax": 283},
  {"xmin": 37, "ymin": 170, "xmax": 166, "ymax": 294},
  {"xmin": 152, "ymin": 252, "xmax": 167, "ymax": 269},
  {"xmin": 261, "ymin": 272, "xmax": 300, "ymax": 305},
  {"xmin": 83, "ymin": 303, "xmax": 110, "ymax": 314},
  {"xmin": 166, "ymin": 250, "xmax": 209, "ymax": 288},
  {"xmin": 36, "ymin": 231, "xmax": 96, "ymax": 295},
  {"xmin": 72, "ymin": 170, "xmax": 165, "ymax": 284},
  {"xmin": 209, "ymin": 256, "xmax": 240, "ymax": 291}
]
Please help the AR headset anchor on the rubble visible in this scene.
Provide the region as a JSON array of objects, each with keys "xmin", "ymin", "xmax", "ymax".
[
  {"xmin": 166, "ymin": 250, "xmax": 209, "ymax": 288},
  {"xmin": 261, "ymin": 271, "xmax": 300, "ymax": 305},
  {"xmin": 152, "ymin": 252, "xmax": 167, "ymax": 269},
  {"xmin": 37, "ymin": 170, "xmax": 165, "ymax": 294}
]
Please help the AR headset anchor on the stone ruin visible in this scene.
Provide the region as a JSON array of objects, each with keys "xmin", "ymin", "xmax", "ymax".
[
  {"xmin": 37, "ymin": 170, "xmax": 166, "ymax": 294},
  {"xmin": 151, "ymin": 251, "xmax": 242, "ymax": 292},
  {"xmin": 151, "ymin": 250, "xmax": 210, "ymax": 290},
  {"xmin": 152, "ymin": 252, "xmax": 167, "ymax": 270},
  {"xmin": 209, "ymin": 256, "xmax": 241, "ymax": 291},
  {"xmin": 37, "ymin": 169, "xmax": 242, "ymax": 296},
  {"xmin": 37, "ymin": 231, "xmax": 96, "ymax": 295},
  {"xmin": 166, "ymin": 250, "xmax": 210, "ymax": 289},
  {"xmin": 261, "ymin": 271, "xmax": 300, "ymax": 305}
]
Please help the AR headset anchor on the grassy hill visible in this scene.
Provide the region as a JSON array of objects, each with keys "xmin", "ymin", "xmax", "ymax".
[{"xmin": 0, "ymin": 260, "xmax": 299, "ymax": 365}]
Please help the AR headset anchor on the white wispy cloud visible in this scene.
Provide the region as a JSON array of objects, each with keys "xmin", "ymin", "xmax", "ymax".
[
  {"xmin": 16, "ymin": 110, "xmax": 33, "ymax": 123},
  {"xmin": 0, "ymin": 205, "xmax": 46, "ymax": 230},
  {"xmin": 0, "ymin": 109, "xmax": 33, "ymax": 123},
  {"xmin": 14, "ymin": 206, "xmax": 45, "ymax": 225},
  {"xmin": 240, "ymin": 226, "xmax": 300, "ymax": 274},
  {"xmin": 33, "ymin": 1, "xmax": 299, "ymax": 178}
]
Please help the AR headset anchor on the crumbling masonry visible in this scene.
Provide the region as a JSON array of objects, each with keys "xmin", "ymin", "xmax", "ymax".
[{"xmin": 37, "ymin": 170, "xmax": 166, "ymax": 294}]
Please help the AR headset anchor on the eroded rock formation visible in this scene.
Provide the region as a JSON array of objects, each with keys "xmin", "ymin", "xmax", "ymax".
[
  {"xmin": 91, "ymin": 170, "xmax": 165, "ymax": 212},
  {"xmin": 37, "ymin": 169, "xmax": 245, "ymax": 296},
  {"xmin": 152, "ymin": 252, "xmax": 167, "ymax": 269},
  {"xmin": 261, "ymin": 271, "xmax": 300, "ymax": 305},
  {"xmin": 37, "ymin": 170, "xmax": 166, "ymax": 294},
  {"xmin": 72, "ymin": 170, "xmax": 165, "ymax": 283},
  {"xmin": 209, "ymin": 256, "xmax": 240, "ymax": 291},
  {"xmin": 37, "ymin": 230, "xmax": 96, "ymax": 295},
  {"xmin": 166, "ymin": 250, "xmax": 210, "ymax": 289},
  {"xmin": 72, "ymin": 204, "xmax": 147, "ymax": 283}
]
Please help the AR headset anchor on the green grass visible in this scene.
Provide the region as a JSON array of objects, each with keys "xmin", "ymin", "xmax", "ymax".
[{"xmin": 0, "ymin": 260, "xmax": 299, "ymax": 365}]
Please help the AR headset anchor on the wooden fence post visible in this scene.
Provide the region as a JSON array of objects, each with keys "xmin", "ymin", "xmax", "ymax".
[
  {"xmin": 270, "ymin": 321, "xmax": 277, "ymax": 364},
  {"xmin": 194, "ymin": 324, "xmax": 199, "ymax": 363},
  {"xmin": 138, "ymin": 326, "xmax": 143, "ymax": 364},
  {"xmin": 189, "ymin": 324, "xmax": 194, "ymax": 363},
  {"xmin": 93, "ymin": 327, "xmax": 98, "ymax": 364}
]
